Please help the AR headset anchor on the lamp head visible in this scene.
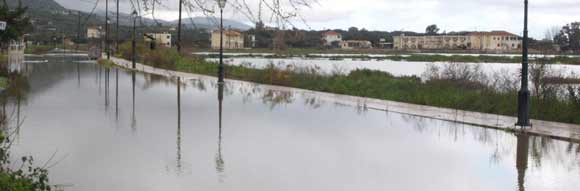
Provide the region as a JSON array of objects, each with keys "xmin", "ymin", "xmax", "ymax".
[{"xmin": 217, "ymin": 0, "xmax": 227, "ymax": 9}]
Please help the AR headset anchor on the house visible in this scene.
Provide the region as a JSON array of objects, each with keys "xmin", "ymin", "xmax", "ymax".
[
  {"xmin": 376, "ymin": 38, "xmax": 393, "ymax": 49},
  {"xmin": 468, "ymin": 31, "xmax": 522, "ymax": 50},
  {"xmin": 341, "ymin": 40, "xmax": 372, "ymax": 49},
  {"xmin": 87, "ymin": 26, "xmax": 101, "ymax": 39},
  {"xmin": 321, "ymin": 31, "xmax": 342, "ymax": 47},
  {"xmin": 144, "ymin": 32, "xmax": 172, "ymax": 48},
  {"xmin": 393, "ymin": 31, "xmax": 522, "ymax": 51},
  {"xmin": 211, "ymin": 30, "xmax": 244, "ymax": 49}
]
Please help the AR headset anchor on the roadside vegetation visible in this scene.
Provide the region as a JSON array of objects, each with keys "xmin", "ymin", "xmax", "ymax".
[
  {"xmin": 0, "ymin": 58, "xmax": 50, "ymax": 191},
  {"xmin": 118, "ymin": 45, "xmax": 580, "ymax": 124}
]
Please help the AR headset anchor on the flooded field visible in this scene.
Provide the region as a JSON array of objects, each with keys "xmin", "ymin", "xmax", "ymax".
[
  {"xmin": 207, "ymin": 57, "xmax": 580, "ymax": 78},
  {"xmin": 4, "ymin": 57, "xmax": 580, "ymax": 191}
]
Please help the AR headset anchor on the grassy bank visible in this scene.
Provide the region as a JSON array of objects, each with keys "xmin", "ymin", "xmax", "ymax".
[{"xmin": 119, "ymin": 46, "xmax": 580, "ymax": 124}]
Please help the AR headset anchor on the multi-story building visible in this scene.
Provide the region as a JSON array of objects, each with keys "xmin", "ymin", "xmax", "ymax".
[
  {"xmin": 87, "ymin": 26, "xmax": 101, "ymax": 39},
  {"xmin": 321, "ymin": 31, "xmax": 342, "ymax": 47},
  {"xmin": 211, "ymin": 30, "xmax": 244, "ymax": 49},
  {"xmin": 394, "ymin": 31, "xmax": 521, "ymax": 51},
  {"xmin": 144, "ymin": 32, "xmax": 172, "ymax": 48},
  {"xmin": 341, "ymin": 40, "xmax": 372, "ymax": 49},
  {"xmin": 469, "ymin": 31, "xmax": 522, "ymax": 50}
]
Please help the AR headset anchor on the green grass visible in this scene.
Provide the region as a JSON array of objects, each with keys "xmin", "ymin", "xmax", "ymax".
[
  {"xmin": 118, "ymin": 48, "xmax": 580, "ymax": 125},
  {"xmin": 0, "ymin": 77, "xmax": 8, "ymax": 90}
]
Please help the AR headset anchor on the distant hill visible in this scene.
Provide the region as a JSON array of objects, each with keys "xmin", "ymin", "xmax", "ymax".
[
  {"xmin": 5, "ymin": 0, "xmax": 66, "ymax": 11},
  {"xmin": 169, "ymin": 17, "xmax": 252, "ymax": 31}
]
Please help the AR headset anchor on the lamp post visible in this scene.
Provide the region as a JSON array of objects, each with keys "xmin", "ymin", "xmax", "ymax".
[
  {"xmin": 131, "ymin": 10, "xmax": 138, "ymax": 69},
  {"xmin": 105, "ymin": 0, "xmax": 110, "ymax": 60},
  {"xmin": 116, "ymin": 0, "xmax": 119, "ymax": 54},
  {"xmin": 516, "ymin": 0, "xmax": 531, "ymax": 127},
  {"xmin": 177, "ymin": 0, "xmax": 183, "ymax": 52},
  {"xmin": 217, "ymin": 0, "xmax": 227, "ymax": 84}
]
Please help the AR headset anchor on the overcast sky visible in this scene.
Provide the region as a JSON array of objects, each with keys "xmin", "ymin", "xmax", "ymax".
[{"xmin": 57, "ymin": 0, "xmax": 580, "ymax": 39}]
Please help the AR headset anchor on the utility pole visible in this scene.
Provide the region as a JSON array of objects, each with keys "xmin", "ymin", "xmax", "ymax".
[
  {"xmin": 77, "ymin": 11, "xmax": 81, "ymax": 53},
  {"xmin": 516, "ymin": 0, "xmax": 531, "ymax": 127},
  {"xmin": 116, "ymin": 0, "xmax": 120, "ymax": 54},
  {"xmin": 177, "ymin": 0, "xmax": 183, "ymax": 52},
  {"xmin": 132, "ymin": 10, "xmax": 137, "ymax": 69},
  {"xmin": 105, "ymin": 0, "xmax": 110, "ymax": 60}
]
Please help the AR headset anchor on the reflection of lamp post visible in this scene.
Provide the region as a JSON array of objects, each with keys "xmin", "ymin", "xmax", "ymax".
[
  {"xmin": 216, "ymin": 83, "xmax": 225, "ymax": 181},
  {"xmin": 131, "ymin": 10, "xmax": 138, "ymax": 69},
  {"xmin": 217, "ymin": 0, "xmax": 227, "ymax": 84},
  {"xmin": 516, "ymin": 0, "xmax": 531, "ymax": 127},
  {"xmin": 515, "ymin": 132, "xmax": 529, "ymax": 191}
]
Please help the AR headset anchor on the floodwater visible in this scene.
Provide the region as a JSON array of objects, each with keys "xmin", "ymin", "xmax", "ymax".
[
  {"xmin": 207, "ymin": 57, "xmax": 580, "ymax": 78},
  {"xmin": 4, "ymin": 57, "xmax": 580, "ymax": 191}
]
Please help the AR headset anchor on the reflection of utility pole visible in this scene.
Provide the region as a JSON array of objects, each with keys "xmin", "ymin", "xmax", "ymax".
[
  {"xmin": 115, "ymin": 68, "xmax": 119, "ymax": 120},
  {"xmin": 216, "ymin": 83, "xmax": 225, "ymax": 181},
  {"xmin": 515, "ymin": 132, "xmax": 529, "ymax": 191},
  {"xmin": 105, "ymin": 68, "xmax": 109, "ymax": 108},
  {"xmin": 176, "ymin": 77, "xmax": 182, "ymax": 174},
  {"xmin": 131, "ymin": 72, "xmax": 137, "ymax": 131}
]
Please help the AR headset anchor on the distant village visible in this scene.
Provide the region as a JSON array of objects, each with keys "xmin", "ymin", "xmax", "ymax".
[{"xmin": 84, "ymin": 22, "xmax": 541, "ymax": 53}]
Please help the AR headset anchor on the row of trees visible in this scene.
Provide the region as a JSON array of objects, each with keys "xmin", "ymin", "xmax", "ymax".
[
  {"xmin": 246, "ymin": 26, "xmax": 393, "ymax": 49},
  {"xmin": 0, "ymin": 0, "xmax": 32, "ymax": 46},
  {"xmin": 553, "ymin": 22, "xmax": 580, "ymax": 53}
]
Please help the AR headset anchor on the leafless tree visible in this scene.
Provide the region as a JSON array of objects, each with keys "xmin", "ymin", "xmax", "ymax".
[
  {"xmin": 138, "ymin": 0, "xmax": 317, "ymax": 28},
  {"xmin": 544, "ymin": 26, "xmax": 561, "ymax": 42}
]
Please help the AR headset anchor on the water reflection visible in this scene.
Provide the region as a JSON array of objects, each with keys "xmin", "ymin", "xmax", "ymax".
[
  {"xmin": 176, "ymin": 77, "xmax": 182, "ymax": 174},
  {"xmin": 8, "ymin": 60, "xmax": 580, "ymax": 190},
  {"xmin": 216, "ymin": 82, "xmax": 225, "ymax": 182},
  {"xmin": 131, "ymin": 71, "xmax": 136, "ymax": 131},
  {"xmin": 115, "ymin": 68, "xmax": 119, "ymax": 121},
  {"xmin": 105, "ymin": 68, "xmax": 110, "ymax": 109},
  {"xmin": 516, "ymin": 132, "xmax": 530, "ymax": 191}
]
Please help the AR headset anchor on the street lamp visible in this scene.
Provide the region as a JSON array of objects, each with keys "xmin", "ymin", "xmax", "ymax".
[
  {"xmin": 217, "ymin": 0, "xmax": 227, "ymax": 84},
  {"xmin": 131, "ymin": 10, "xmax": 138, "ymax": 69},
  {"xmin": 105, "ymin": 0, "xmax": 109, "ymax": 60},
  {"xmin": 516, "ymin": 0, "xmax": 531, "ymax": 127},
  {"xmin": 106, "ymin": 18, "xmax": 111, "ymax": 60}
]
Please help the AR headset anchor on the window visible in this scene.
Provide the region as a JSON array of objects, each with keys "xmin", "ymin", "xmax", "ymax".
[{"xmin": 497, "ymin": 44, "xmax": 500, "ymax": 47}]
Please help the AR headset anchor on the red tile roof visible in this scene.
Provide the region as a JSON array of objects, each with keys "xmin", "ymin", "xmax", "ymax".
[
  {"xmin": 323, "ymin": 31, "xmax": 340, "ymax": 36},
  {"xmin": 469, "ymin": 31, "xmax": 518, "ymax": 36}
]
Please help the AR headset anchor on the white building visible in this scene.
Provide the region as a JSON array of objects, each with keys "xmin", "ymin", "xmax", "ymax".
[
  {"xmin": 211, "ymin": 30, "xmax": 244, "ymax": 49},
  {"xmin": 87, "ymin": 26, "xmax": 101, "ymax": 39},
  {"xmin": 393, "ymin": 31, "xmax": 522, "ymax": 51},
  {"xmin": 341, "ymin": 40, "xmax": 372, "ymax": 49},
  {"xmin": 322, "ymin": 31, "xmax": 342, "ymax": 47},
  {"xmin": 144, "ymin": 32, "xmax": 172, "ymax": 48}
]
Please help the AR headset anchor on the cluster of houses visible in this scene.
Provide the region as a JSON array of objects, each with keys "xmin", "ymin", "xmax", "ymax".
[
  {"xmin": 86, "ymin": 25, "xmax": 523, "ymax": 51},
  {"xmin": 321, "ymin": 31, "xmax": 375, "ymax": 49}
]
